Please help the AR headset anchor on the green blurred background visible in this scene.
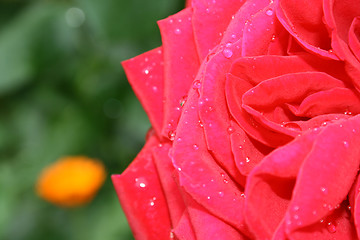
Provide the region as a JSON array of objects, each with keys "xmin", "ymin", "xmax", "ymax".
[{"xmin": 0, "ymin": 0, "xmax": 184, "ymax": 239}]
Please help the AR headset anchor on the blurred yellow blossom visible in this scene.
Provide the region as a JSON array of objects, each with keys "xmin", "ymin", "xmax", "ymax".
[{"xmin": 36, "ymin": 156, "xmax": 106, "ymax": 207}]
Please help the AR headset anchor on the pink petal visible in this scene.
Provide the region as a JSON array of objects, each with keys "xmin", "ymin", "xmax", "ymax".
[
  {"xmin": 349, "ymin": 17, "xmax": 360, "ymax": 62},
  {"xmin": 245, "ymin": 130, "xmax": 318, "ymax": 239},
  {"xmin": 349, "ymin": 174, "xmax": 360, "ymax": 239},
  {"xmin": 225, "ymin": 73, "xmax": 293, "ymax": 147},
  {"xmin": 191, "ymin": 0, "xmax": 245, "ymax": 60},
  {"xmin": 122, "ymin": 48, "xmax": 164, "ymax": 135},
  {"xmin": 158, "ymin": 8, "xmax": 200, "ymax": 140},
  {"xmin": 245, "ymin": 115, "xmax": 360, "ymax": 238},
  {"xmin": 112, "ymin": 136, "xmax": 171, "ymax": 240},
  {"xmin": 290, "ymin": 87, "xmax": 360, "ymax": 117},
  {"xmin": 171, "ymin": 88, "xmax": 250, "ymax": 235},
  {"xmin": 172, "ymin": 211, "xmax": 197, "ymax": 240},
  {"xmin": 229, "ymin": 120, "xmax": 273, "ymax": 176},
  {"xmin": 152, "ymin": 143, "xmax": 186, "ymax": 228},
  {"xmin": 183, "ymin": 193, "xmax": 249, "ymax": 240},
  {"xmin": 277, "ymin": 0, "xmax": 337, "ymax": 59}
]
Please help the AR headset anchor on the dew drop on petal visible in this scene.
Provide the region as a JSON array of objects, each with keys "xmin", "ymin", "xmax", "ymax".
[
  {"xmin": 192, "ymin": 80, "xmax": 201, "ymax": 89},
  {"xmin": 135, "ymin": 177, "xmax": 147, "ymax": 188},
  {"xmin": 174, "ymin": 28, "xmax": 181, "ymax": 35},
  {"xmin": 321, "ymin": 187, "xmax": 328, "ymax": 194},
  {"xmin": 168, "ymin": 130, "xmax": 176, "ymax": 141},
  {"xmin": 266, "ymin": 9, "xmax": 273, "ymax": 16},
  {"xmin": 343, "ymin": 141, "xmax": 349, "ymax": 147},
  {"xmin": 218, "ymin": 191, "xmax": 224, "ymax": 197},
  {"xmin": 222, "ymin": 48, "xmax": 233, "ymax": 58},
  {"xmin": 193, "ymin": 144, "xmax": 199, "ymax": 150},
  {"xmin": 227, "ymin": 126, "xmax": 235, "ymax": 134},
  {"xmin": 327, "ymin": 222, "xmax": 337, "ymax": 233}
]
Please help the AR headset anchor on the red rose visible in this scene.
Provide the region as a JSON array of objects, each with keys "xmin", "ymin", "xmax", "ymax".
[{"xmin": 112, "ymin": 0, "xmax": 360, "ymax": 239}]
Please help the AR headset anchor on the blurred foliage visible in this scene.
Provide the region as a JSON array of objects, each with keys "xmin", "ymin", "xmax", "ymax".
[{"xmin": 0, "ymin": 0, "xmax": 184, "ymax": 239}]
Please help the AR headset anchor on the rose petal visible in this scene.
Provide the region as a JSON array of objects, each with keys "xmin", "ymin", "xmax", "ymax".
[
  {"xmin": 277, "ymin": 0, "xmax": 337, "ymax": 59},
  {"xmin": 172, "ymin": 88, "xmax": 250, "ymax": 235},
  {"xmin": 226, "ymin": 72, "xmax": 293, "ymax": 147},
  {"xmin": 198, "ymin": 0, "xmax": 280, "ymax": 183},
  {"xmin": 286, "ymin": 206, "xmax": 357, "ymax": 240},
  {"xmin": 122, "ymin": 48, "xmax": 164, "ymax": 135},
  {"xmin": 152, "ymin": 143, "xmax": 186, "ymax": 228},
  {"xmin": 349, "ymin": 17, "xmax": 360, "ymax": 62},
  {"xmin": 245, "ymin": 130, "xmax": 318, "ymax": 239},
  {"xmin": 158, "ymin": 8, "xmax": 200, "ymax": 139},
  {"xmin": 323, "ymin": 0, "xmax": 360, "ymax": 59},
  {"xmin": 245, "ymin": 115, "xmax": 360, "ymax": 238},
  {"xmin": 172, "ymin": 211, "xmax": 197, "ymax": 240},
  {"xmin": 229, "ymin": 120, "xmax": 273, "ymax": 176},
  {"xmin": 289, "ymin": 87, "xmax": 360, "ymax": 117},
  {"xmin": 112, "ymin": 136, "xmax": 171, "ymax": 239},
  {"xmin": 191, "ymin": 0, "xmax": 245, "ymax": 60},
  {"xmin": 183, "ymin": 192, "xmax": 249, "ymax": 240}
]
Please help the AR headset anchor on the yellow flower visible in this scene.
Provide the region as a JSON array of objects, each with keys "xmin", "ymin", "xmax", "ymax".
[{"xmin": 36, "ymin": 156, "xmax": 106, "ymax": 207}]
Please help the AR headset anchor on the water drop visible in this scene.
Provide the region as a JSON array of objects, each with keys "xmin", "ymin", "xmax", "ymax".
[
  {"xmin": 321, "ymin": 187, "xmax": 328, "ymax": 194},
  {"xmin": 152, "ymin": 86, "xmax": 158, "ymax": 92},
  {"xmin": 174, "ymin": 28, "xmax": 181, "ymax": 35},
  {"xmin": 266, "ymin": 9, "xmax": 273, "ymax": 16},
  {"xmin": 271, "ymin": 34, "xmax": 276, "ymax": 42},
  {"xmin": 343, "ymin": 141, "xmax": 349, "ymax": 147},
  {"xmin": 170, "ymin": 232, "xmax": 175, "ymax": 239},
  {"xmin": 168, "ymin": 130, "xmax": 176, "ymax": 141},
  {"xmin": 192, "ymin": 80, "xmax": 201, "ymax": 89},
  {"xmin": 231, "ymin": 34, "xmax": 236, "ymax": 39},
  {"xmin": 207, "ymin": 196, "xmax": 211, "ymax": 200},
  {"xmin": 218, "ymin": 191, "xmax": 224, "ymax": 197},
  {"xmin": 245, "ymin": 157, "xmax": 250, "ymax": 163},
  {"xmin": 177, "ymin": 167, "xmax": 182, "ymax": 172},
  {"xmin": 193, "ymin": 144, "xmax": 199, "ymax": 150},
  {"xmin": 293, "ymin": 214, "xmax": 299, "ymax": 220},
  {"xmin": 177, "ymin": 137, "xmax": 182, "ymax": 142},
  {"xmin": 223, "ymin": 179, "xmax": 229, "ymax": 184},
  {"xmin": 135, "ymin": 177, "xmax": 147, "ymax": 188},
  {"xmin": 222, "ymin": 48, "xmax": 233, "ymax": 58},
  {"xmin": 327, "ymin": 222, "xmax": 336, "ymax": 233},
  {"xmin": 144, "ymin": 69, "xmax": 149, "ymax": 74},
  {"xmin": 227, "ymin": 126, "xmax": 235, "ymax": 133},
  {"xmin": 240, "ymin": 193, "xmax": 246, "ymax": 198}
]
